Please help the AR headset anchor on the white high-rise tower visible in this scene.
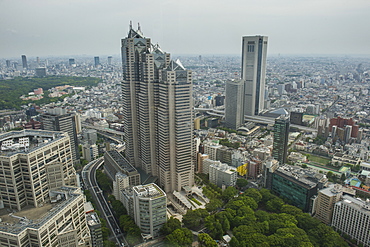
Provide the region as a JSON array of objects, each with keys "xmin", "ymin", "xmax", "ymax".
[{"xmin": 241, "ymin": 35, "xmax": 268, "ymax": 116}]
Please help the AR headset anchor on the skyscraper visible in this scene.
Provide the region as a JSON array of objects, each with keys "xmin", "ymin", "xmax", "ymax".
[
  {"xmin": 225, "ymin": 79, "xmax": 244, "ymax": 130},
  {"xmin": 94, "ymin": 56, "xmax": 100, "ymax": 67},
  {"xmin": 121, "ymin": 23, "xmax": 194, "ymax": 192},
  {"xmin": 272, "ymin": 115, "xmax": 290, "ymax": 165},
  {"xmin": 241, "ymin": 36, "xmax": 268, "ymax": 116},
  {"xmin": 21, "ymin": 54, "xmax": 28, "ymax": 69},
  {"xmin": 107, "ymin": 56, "xmax": 112, "ymax": 65},
  {"xmin": 41, "ymin": 111, "xmax": 81, "ymax": 164}
]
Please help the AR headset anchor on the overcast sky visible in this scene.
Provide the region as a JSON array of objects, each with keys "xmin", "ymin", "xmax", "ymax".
[{"xmin": 1, "ymin": 0, "xmax": 370, "ymax": 58}]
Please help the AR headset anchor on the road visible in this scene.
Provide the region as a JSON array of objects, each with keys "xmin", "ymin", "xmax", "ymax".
[{"xmin": 82, "ymin": 158, "xmax": 128, "ymax": 246}]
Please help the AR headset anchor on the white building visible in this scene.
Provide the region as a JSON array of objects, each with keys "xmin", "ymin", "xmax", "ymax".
[
  {"xmin": 132, "ymin": 183, "xmax": 167, "ymax": 239},
  {"xmin": 209, "ymin": 162, "xmax": 237, "ymax": 188},
  {"xmin": 332, "ymin": 195, "xmax": 370, "ymax": 246}
]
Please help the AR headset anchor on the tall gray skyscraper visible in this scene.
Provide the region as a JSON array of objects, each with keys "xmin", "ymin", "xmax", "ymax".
[
  {"xmin": 21, "ymin": 54, "xmax": 28, "ymax": 69},
  {"xmin": 121, "ymin": 23, "xmax": 194, "ymax": 192},
  {"xmin": 94, "ymin": 56, "xmax": 100, "ymax": 67},
  {"xmin": 41, "ymin": 111, "xmax": 81, "ymax": 165},
  {"xmin": 241, "ymin": 36, "xmax": 268, "ymax": 116},
  {"xmin": 272, "ymin": 115, "xmax": 290, "ymax": 165},
  {"xmin": 225, "ymin": 79, "xmax": 244, "ymax": 130}
]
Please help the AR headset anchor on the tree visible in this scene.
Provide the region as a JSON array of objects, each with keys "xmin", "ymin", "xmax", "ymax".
[
  {"xmin": 198, "ymin": 233, "xmax": 218, "ymax": 247},
  {"xmin": 266, "ymin": 197, "xmax": 284, "ymax": 213},
  {"xmin": 244, "ymin": 188, "xmax": 262, "ymax": 203},
  {"xmin": 206, "ymin": 198, "xmax": 222, "ymax": 212},
  {"xmin": 182, "ymin": 208, "xmax": 209, "ymax": 230},
  {"xmin": 236, "ymin": 178, "xmax": 248, "ymax": 188},
  {"xmin": 229, "ymin": 236, "xmax": 240, "ymax": 247},
  {"xmin": 222, "ymin": 186, "xmax": 238, "ymax": 201},
  {"xmin": 280, "ymin": 204, "xmax": 302, "ymax": 216},
  {"xmin": 165, "ymin": 228, "xmax": 193, "ymax": 247},
  {"xmin": 161, "ymin": 217, "xmax": 181, "ymax": 235}
]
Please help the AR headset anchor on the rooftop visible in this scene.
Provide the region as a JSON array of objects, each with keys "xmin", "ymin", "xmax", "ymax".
[
  {"xmin": 276, "ymin": 165, "xmax": 326, "ymax": 189},
  {"xmin": 0, "ymin": 186, "xmax": 81, "ymax": 235},
  {"xmin": 0, "ymin": 129, "xmax": 67, "ymax": 157},
  {"xmin": 133, "ymin": 183, "xmax": 166, "ymax": 199}
]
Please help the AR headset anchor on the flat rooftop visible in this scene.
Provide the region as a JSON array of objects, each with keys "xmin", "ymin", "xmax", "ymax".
[
  {"xmin": 0, "ymin": 129, "xmax": 67, "ymax": 157},
  {"xmin": 0, "ymin": 187, "xmax": 81, "ymax": 235}
]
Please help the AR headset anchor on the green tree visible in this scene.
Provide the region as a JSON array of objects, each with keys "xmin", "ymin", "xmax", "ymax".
[
  {"xmin": 280, "ymin": 204, "xmax": 303, "ymax": 216},
  {"xmin": 165, "ymin": 228, "xmax": 193, "ymax": 247},
  {"xmin": 222, "ymin": 186, "xmax": 238, "ymax": 201},
  {"xmin": 182, "ymin": 208, "xmax": 209, "ymax": 230},
  {"xmin": 229, "ymin": 236, "xmax": 240, "ymax": 247},
  {"xmin": 266, "ymin": 197, "xmax": 284, "ymax": 213},
  {"xmin": 161, "ymin": 217, "xmax": 181, "ymax": 235},
  {"xmin": 198, "ymin": 233, "xmax": 218, "ymax": 247},
  {"xmin": 244, "ymin": 188, "xmax": 262, "ymax": 203},
  {"xmin": 236, "ymin": 178, "xmax": 248, "ymax": 188}
]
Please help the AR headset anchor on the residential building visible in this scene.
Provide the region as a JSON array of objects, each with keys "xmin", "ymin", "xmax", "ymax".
[
  {"xmin": 113, "ymin": 172, "xmax": 130, "ymax": 202},
  {"xmin": 332, "ymin": 195, "xmax": 370, "ymax": 247},
  {"xmin": 209, "ymin": 162, "xmax": 237, "ymax": 188},
  {"xmin": 121, "ymin": 23, "xmax": 194, "ymax": 192},
  {"xmin": 241, "ymin": 35, "xmax": 268, "ymax": 116},
  {"xmin": 225, "ymin": 79, "xmax": 244, "ymax": 130},
  {"xmin": 272, "ymin": 115, "xmax": 290, "ymax": 165},
  {"xmin": 82, "ymin": 143, "xmax": 98, "ymax": 162},
  {"xmin": 313, "ymin": 184, "xmax": 355, "ymax": 225}
]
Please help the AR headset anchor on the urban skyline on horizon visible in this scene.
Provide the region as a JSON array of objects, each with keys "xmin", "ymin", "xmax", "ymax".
[{"xmin": 1, "ymin": 0, "xmax": 370, "ymax": 58}]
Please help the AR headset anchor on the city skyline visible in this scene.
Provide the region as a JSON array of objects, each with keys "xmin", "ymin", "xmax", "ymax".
[{"xmin": 1, "ymin": 0, "xmax": 370, "ymax": 57}]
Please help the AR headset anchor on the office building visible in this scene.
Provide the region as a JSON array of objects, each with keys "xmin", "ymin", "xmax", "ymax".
[
  {"xmin": 272, "ymin": 115, "xmax": 290, "ymax": 165},
  {"xmin": 203, "ymin": 140, "xmax": 222, "ymax": 161},
  {"xmin": 41, "ymin": 112, "xmax": 81, "ymax": 164},
  {"xmin": 35, "ymin": 67, "xmax": 47, "ymax": 77},
  {"xmin": 82, "ymin": 143, "xmax": 98, "ymax": 162},
  {"xmin": 313, "ymin": 184, "xmax": 355, "ymax": 225},
  {"xmin": 0, "ymin": 130, "xmax": 89, "ymax": 246},
  {"xmin": 69, "ymin": 58, "xmax": 75, "ymax": 66},
  {"xmin": 6, "ymin": 60, "xmax": 11, "ymax": 68},
  {"xmin": 113, "ymin": 172, "xmax": 130, "ymax": 201},
  {"xmin": 0, "ymin": 130, "xmax": 77, "ymax": 210},
  {"xmin": 241, "ymin": 35, "xmax": 268, "ymax": 116},
  {"xmin": 104, "ymin": 150, "xmax": 140, "ymax": 187},
  {"xmin": 133, "ymin": 183, "xmax": 166, "ymax": 238},
  {"xmin": 121, "ymin": 23, "xmax": 194, "ymax": 192},
  {"xmin": 269, "ymin": 165, "xmax": 327, "ymax": 212},
  {"xmin": 21, "ymin": 55, "xmax": 28, "ymax": 69},
  {"xmin": 94, "ymin": 56, "xmax": 100, "ymax": 67},
  {"xmin": 225, "ymin": 79, "xmax": 244, "ymax": 130},
  {"xmin": 332, "ymin": 195, "xmax": 370, "ymax": 246},
  {"xmin": 83, "ymin": 129, "xmax": 98, "ymax": 145},
  {"xmin": 107, "ymin": 56, "xmax": 112, "ymax": 65}
]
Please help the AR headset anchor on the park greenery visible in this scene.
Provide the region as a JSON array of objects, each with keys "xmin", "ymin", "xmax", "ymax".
[
  {"xmin": 0, "ymin": 76, "xmax": 101, "ymax": 110},
  {"xmin": 161, "ymin": 175, "xmax": 348, "ymax": 247}
]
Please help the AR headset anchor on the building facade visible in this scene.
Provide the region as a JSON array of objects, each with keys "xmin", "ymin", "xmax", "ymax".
[
  {"xmin": 132, "ymin": 183, "xmax": 167, "ymax": 239},
  {"xmin": 241, "ymin": 36, "xmax": 268, "ymax": 116},
  {"xmin": 272, "ymin": 115, "xmax": 290, "ymax": 165},
  {"xmin": 41, "ymin": 112, "xmax": 81, "ymax": 165},
  {"xmin": 225, "ymin": 79, "xmax": 244, "ymax": 130},
  {"xmin": 332, "ymin": 195, "xmax": 370, "ymax": 247},
  {"xmin": 121, "ymin": 24, "xmax": 194, "ymax": 192},
  {"xmin": 0, "ymin": 130, "xmax": 77, "ymax": 211}
]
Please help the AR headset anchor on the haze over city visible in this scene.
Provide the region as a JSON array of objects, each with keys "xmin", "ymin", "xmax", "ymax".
[{"xmin": 1, "ymin": 0, "xmax": 370, "ymax": 57}]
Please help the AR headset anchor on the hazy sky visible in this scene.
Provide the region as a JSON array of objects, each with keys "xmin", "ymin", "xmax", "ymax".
[{"xmin": 1, "ymin": 0, "xmax": 370, "ymax": 58}]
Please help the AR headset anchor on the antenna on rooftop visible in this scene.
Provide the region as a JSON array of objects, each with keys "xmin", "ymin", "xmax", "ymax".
[
  {"xmin": 138, "ymin": 22, "xmax": 141, "ymax": 31},
  {"xmin": 129, "ymin": 21, "xmax": 132, "ymax": 29}
]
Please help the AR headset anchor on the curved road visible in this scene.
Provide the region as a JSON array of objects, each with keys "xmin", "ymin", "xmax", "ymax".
[{"xmin": 82, "ymin": 158, "xmax": 128, "ymax": 246}]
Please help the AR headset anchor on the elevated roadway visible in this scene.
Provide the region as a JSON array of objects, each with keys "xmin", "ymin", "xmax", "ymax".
[
  {"xmin": 195, "ymin": 108, "xmax": 317, "ymax": 132},
  {"xmin": 82, "ymin": 158, "xmax": 128, "ymax": 246}
]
